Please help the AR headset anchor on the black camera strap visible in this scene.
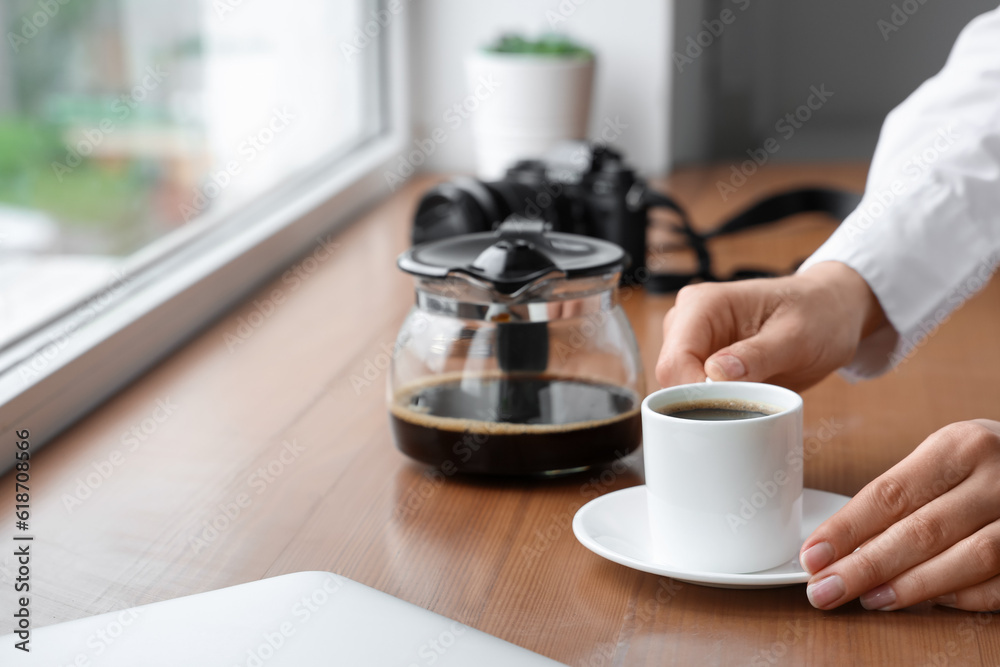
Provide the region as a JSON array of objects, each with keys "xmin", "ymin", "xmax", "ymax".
[{"xmin": 639, "ymin": 187, "xmax": 862, "ymax": 293}]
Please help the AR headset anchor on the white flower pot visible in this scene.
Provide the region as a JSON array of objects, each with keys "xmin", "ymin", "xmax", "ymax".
[{"xmin": 465, "ymin": 52, "xmax": 595, "ymax": 179}]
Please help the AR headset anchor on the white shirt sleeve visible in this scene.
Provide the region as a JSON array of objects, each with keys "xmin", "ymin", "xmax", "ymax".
[{"xmin": 798, "ymin": 6, "xmax": 1000, "ymax": 381}]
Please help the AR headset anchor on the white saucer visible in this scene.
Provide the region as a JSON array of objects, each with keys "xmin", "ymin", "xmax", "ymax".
[{"xmin": 572, "ymin": 486, "xmax": 851, "ymax": 589}]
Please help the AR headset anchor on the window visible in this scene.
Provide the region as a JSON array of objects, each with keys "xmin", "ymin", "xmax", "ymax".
[{"xmin": 0, "ymin": 0, "xmax": 407, "ymax": 450}]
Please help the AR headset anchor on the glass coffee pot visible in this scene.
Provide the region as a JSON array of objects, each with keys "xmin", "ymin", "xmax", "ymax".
[{"xmin": 389, "ymin": 221, "xmax": 645, "ymax": 475}]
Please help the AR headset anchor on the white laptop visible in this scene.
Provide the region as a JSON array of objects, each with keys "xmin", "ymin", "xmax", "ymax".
[{"xmin": 1, "ymin": 571, "xmax": 565, "ymax": 666}]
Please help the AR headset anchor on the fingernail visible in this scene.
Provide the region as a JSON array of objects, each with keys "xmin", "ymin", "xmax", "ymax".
[
  {"xmin": 800, "ymin": 542, "xmax": 835, "ymax": 574},
  {"xmin": 932, "ymin": 593, "xmax": 957, "ymax": 607},
  {"xmin": 860, "ymin": 584, "xmax": 897, "ymax": 611},
  {"xmin": 706, "ymin": 354, "xmax": 746, "ymax": 380},
  {"xmin": 806, "ymin": 574, "xmax": 845, "ymax": 609}
]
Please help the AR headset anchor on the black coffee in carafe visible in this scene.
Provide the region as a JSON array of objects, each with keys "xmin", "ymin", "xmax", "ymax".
[
  {"xmin": 390, "ymin": 222, "xmax": 645, "ymax": 475},
  {"xmin": 390, "ymin": 374, "xmax": 641, "ymax": 475}
]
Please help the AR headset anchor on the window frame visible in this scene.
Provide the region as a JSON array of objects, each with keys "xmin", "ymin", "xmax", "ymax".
[{"xmin": 0, "ymin": 2, "xmax": 410, "ymax": 456}]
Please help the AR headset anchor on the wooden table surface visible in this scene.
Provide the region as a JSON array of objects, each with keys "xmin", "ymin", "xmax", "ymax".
[{"xmin": 4, "ymin": 164, "xmax": 1000, "ymax": 666}]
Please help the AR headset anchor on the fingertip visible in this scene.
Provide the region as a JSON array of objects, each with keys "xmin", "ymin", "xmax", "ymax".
[
  {"xmin": 799, "ymin": 541, "xmax": 835, "ymax": 574},
  {"xmin": 806, "ymin": 574, "xmax": 846, "ymax": 610},
  {"xmin": 859, "ymin": 584, "xmax": 897, "ymax": 611},
  {"xmin": 705, "ymin": 353, "xmax": 747, "ymax": 381}
]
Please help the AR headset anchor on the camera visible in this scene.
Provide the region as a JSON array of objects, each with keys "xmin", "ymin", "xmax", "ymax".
[{"xmin": 412, "ymin": 143, "xmax": 670, "ymax": 282}]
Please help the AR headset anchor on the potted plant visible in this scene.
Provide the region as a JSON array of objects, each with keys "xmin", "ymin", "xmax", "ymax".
[{"xmin": 465, "ymin": 34, "xmax": 595, "ymax": 179}]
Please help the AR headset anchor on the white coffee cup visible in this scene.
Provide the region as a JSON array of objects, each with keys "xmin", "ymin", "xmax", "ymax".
[{"xmin": 641, "ymin": 382, "xmax": 803, "ymax": 574}]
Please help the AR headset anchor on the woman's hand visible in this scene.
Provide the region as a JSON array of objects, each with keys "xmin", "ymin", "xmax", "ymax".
[
  {"xmin": 801, "ymin": 419, "xmax": 1000, "ymax": 612},
  {"xmin": 655, "ymin": 261, "xmax": 886, "ymax": 391}
]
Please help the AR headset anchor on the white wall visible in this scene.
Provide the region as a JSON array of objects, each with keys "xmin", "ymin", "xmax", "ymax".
[{"xmin": 409, "ymin": 0, "xmax": 673, "ymax": 175}]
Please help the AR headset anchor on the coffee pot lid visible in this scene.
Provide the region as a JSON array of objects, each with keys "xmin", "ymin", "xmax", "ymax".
[{"xmin": 397, "ymin": 219, "xmax": 627, "ymax": 295}]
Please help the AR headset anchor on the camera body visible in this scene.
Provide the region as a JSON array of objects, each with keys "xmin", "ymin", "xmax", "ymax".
[{"xmin": 412, "ymin": 143, "xmax": 656, "ymax": 282}]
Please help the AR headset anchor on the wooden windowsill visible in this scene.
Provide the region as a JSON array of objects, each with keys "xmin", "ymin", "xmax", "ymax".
[{"xmin": 5, "ymin": 163, "xmax": 1000, "ymax": 664}]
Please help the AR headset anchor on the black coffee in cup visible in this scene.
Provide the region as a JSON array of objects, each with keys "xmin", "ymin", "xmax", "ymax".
[{"xmin": 655, "ymin": 398, "xmax": 779, "ymax": 421}]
